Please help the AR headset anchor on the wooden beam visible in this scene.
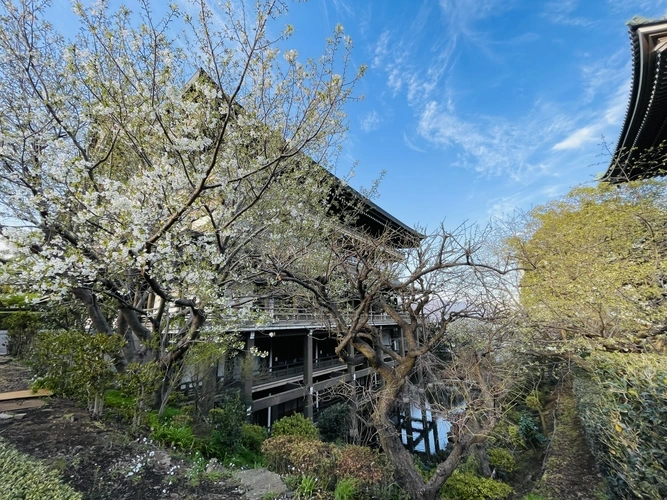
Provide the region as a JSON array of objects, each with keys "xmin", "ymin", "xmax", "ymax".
[{"xmin": 0, "ymin": 389, "xmax": 52, "ymax": 401}]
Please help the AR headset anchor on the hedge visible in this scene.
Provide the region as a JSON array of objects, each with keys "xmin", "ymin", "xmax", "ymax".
[{"xmin": 574, "ymin": 352, "xmax": 667, "ymax": 499}]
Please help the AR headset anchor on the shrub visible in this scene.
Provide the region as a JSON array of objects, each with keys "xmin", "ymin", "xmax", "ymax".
[
  {"xmin": 208, "ymin": 391, "xmax": 247, "ymax": 454},
  {"xmin": 441, "ymin": 470, "xmax": 512, "ymax": 500},
  {"xmin": 263, "ymin": 436, "xmax": 301, "ymax": 473},
  {"xmin": 334, "ymin": 445, "xmax": 393, "ymax": 488},
  {"xmin": 518, "ymin": 412, "xmax": 545, "ymax": 446},
  {"xmin": 0, "ymin": 437, "xmax": 82, "ymax": 499},
  {"xmin": 487, "ymin": 448, "xmax": 515, "ymax": 474},
  {"xmin": 262, "ymin": 435, "xmax": 337, "ymax": 483},
  {"xmin": 574, "ymin": 352, "xmax": 667, "ymax": 499},
  {"xmin": 272, "ymin": 413, "xmax": 319, "ymax": 439},
  {"xmin": 241, "ymin": 423, "xmax": 268, "ymax": 454},
  {"xmin": 31, "ymin": 330, "xmax": 124, "ymax": 416},
  {"xmin": 318, "ymin": 403, "xmax": 351, "ymax": 442}
]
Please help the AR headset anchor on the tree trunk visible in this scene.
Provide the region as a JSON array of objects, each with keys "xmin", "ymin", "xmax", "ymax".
[
  {"xmin": 157, "ymin": 357, "xmax": 184, "ymax": 416},
  {"xmin": 374, "ymin": 380, "xmax": 437, "ymax": 500}
]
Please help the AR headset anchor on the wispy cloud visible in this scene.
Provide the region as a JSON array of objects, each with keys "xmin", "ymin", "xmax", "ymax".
[
  {"xmin": 360, "ymin": 110, "xmax": 381, "ymax": 132},
  {"xmin": 403, "ymin": 133, "xmax": 427, "ymax": 153},
  {"xmin": 417, "ymin": 101, "xmax": 566, "ymax": 180},
  {"xmin": 372, "ymin": 0, "xmax": 506, "ymax": 106},
  {"xmin": 487, "ymin": 184, "xmax": 568, "ymax": 218},
  {"xmin": 543, "ymin": 0, "xmax": 596, "ymax": 27},
  {"xmin": 553, "ymin": 125, "xmax": 599, "ymax": 150},
  {"xmin": 607, "ymin": 0, "xmax": 667, "ymax": 14},
  {"xmin": 552, "ymin": 81, "xmax": 629, "ymax": 151}
]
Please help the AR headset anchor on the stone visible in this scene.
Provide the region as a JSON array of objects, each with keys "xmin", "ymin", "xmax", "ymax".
[
  {"xmin": 13, "ymin": 413, "xmax": 26, "ymax": 420},
  {"xmin": 232, "ymin": 467, "xmax": 287, "ymax": 500}
]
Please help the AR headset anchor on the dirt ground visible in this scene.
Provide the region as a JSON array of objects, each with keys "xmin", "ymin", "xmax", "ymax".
[
  {"xmin": 534, "ymin": 382, "xmax": 608, "ymax": 499},
  {"xmin": 0, "ymin": 357, "xmax": 246, "ymax": 499}
]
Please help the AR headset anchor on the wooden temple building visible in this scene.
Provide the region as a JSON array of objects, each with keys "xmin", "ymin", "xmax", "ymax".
[{"xmin": 604, "ymin": 19, "xmax": 667, "ymax": 182}]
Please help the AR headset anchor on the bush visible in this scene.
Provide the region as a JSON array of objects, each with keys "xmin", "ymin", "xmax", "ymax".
[
  {"xmin": 262, "ymin": 435, "xmax": 337, "ymax": 483},
  {"xmin": 318, "ymin": 403, "xmax": 351, "ymax": 442},
  {"xmin": 0, "ymin": 437, "xmax": 82, "ymax": 499},
  {"xmin": 208, "ymin": 391, "xmax": 247, "ymax": 454},
  {"xmin": 334, "ymin": 445, "xmax": 393, "ymax": 488},
  {"xmin": 574, "ymin": 352, "xmax": 667, "ymax": 499},
  {"xmin": 441, "ymin": 470, "xmax": 512, "ymax": 500},
  {"xmin": 241, "ymin": 423, "xmax": 268, "ymax": 454},
  {"xmin": 31, "ymin": 330, "xmax": 124, "ymax": 415},
  {"xmin": 487, "ymin": 448, "xmax": 515, "ymax": 474},
  {"xmin": 518, "ymin": 412, "xmax": 545, "ymax": 445},
  {"xmin": 262, "ymin": 436, "xmax": 301, "ymax": 473},
  {"xmin": 272, "ymin": 413, "xmax": 319, "ymax": 439}
]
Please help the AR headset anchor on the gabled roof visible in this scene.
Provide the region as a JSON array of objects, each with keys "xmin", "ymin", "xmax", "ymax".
[
  {"xmin": 185, "ymin": 69, "xmax": 422, "ymax": 246},
  {"xmin": 604, "ymin": 19, "xmax": 667, "ymax": 183}
]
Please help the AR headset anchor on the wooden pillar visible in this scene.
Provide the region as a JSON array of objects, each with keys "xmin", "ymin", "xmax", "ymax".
[
  {"xmin": 304, "ymin": 330, "xmax": 314, "ymax": 419},
  {"xmin": 347, "ymin": 342, "xmax": 359, "ymax": 442},
  {"xmin": 243, "ymin": 332, "xmax": 255, "ymax": 403},
  {"xmin": 399, "ymin": 327, "xmax": 406, "ymax": 356}
]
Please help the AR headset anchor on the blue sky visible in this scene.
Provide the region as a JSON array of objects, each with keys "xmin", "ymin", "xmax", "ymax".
[
  {"xmin": 49, "ymin": 0, "xmax": 667, "ymax": 231},
  {"xmin": 276, "ymin": 0, "xmax": 667, "ymax": 230}
]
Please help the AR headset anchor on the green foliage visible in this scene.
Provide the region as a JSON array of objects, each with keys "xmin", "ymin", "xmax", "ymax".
[
  {"xmin": 118, "ymin": 362, "xmax": 161, "ymax": 427},
  {"xmin": 295, "ymin": 475, "xmax": 319, "ymax": 499},
  {"xmin": 334, "ymin": 477, "xmax": 359, "ymax": 500},
  {"xmin": 441, "ymin": 470, "xmax": 512, "ymax": 500},
  {"xmin": 317, "ymin": 403, "xmax": 352, "ymax": 442},
  {"xmin": 0, "ymin": 437, "xmax": 82, "ymax": 499},
  {"xmin": 510, "ymin": 180, "xmax": 667, "ymax": 349},
  {"xmin": 525, "ymin": 391, "xmax": 543, "ymax": 413},
  {"xmin": 241, "ymin": 423, "xmax": 268, "ymax": 454},
  {"xmin": 271, "ymin": 413, "xmax": 319, "ymax": 439},
  {"xmin": 151, "ymin": 420, "xmax": 198, "ymax": 450},
  {"xmin": 104, "ymin": 389, "xmax": 135, "ymax": 420},
  {"xmin": 487, "ymin": 448, "xmax": 515, "ymax": 473},
  {"xmin": 518, "ymin": 412, "xmax": 545, "ymax": 446},
  {"xmin": 208, "ymin": 391, "xmax": 247, "ymax": 453},
  {"xmin": 185, "ymin": 452, "xmax": 208, "ymax": 486},
  {"xmin": 574, "ymin": 352, "xmax": 667, "ymax": 499},
  {"xmin": 31, "ymin": 330, "xmax": 124, "ymax": 415}
]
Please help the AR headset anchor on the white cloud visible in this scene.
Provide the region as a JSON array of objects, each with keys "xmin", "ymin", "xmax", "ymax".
[
  {"xmin": 487, "ymin": 184, "xmax": 568, "ymax": 218},
  {"xmin": 543, "ymin": 0, "xmax": 596, "ymax": 27},
  {"xmin": 360, "ymin": 110, "xmax": 381, "ymax": 132},
  {"xmin": 417, "ymin": 101, "xmax": 570, "ymax": 180},
  {"xmin": 403, "ymin": 133, "xmax": 427, "ymax": 153},
  {"xmin": 552, "ymin": 80, "xmax": 630, "ymax": 151},
  {"xmin": 553, "ymin": 125, "xmax": 599, "ymax": 150}
]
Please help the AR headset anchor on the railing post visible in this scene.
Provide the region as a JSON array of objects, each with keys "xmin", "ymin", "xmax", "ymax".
[{"xmin": 304, "ymin": 330, "xmax": 314, "ymax": 419}]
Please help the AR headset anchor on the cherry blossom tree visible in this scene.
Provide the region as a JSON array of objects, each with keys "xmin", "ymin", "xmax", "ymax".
[{"xmin": 0, "ymin": 0, "xmax": 363, "ymax": 412}]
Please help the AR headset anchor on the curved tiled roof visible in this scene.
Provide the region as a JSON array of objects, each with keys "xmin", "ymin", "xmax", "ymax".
[{"xmin": 604, "ymin": 19, "xmax": 667, "ymax": 183}]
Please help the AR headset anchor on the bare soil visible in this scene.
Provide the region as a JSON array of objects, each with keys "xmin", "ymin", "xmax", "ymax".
[{"xmin": 0, "ymin": 357, "xmax": 245, "ymax": 499}]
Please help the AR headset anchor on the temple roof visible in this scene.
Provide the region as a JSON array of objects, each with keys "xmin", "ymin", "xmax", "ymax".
[{"xmin": 604, "ymin": 19, "xmax": 667, "ymax": 183}]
